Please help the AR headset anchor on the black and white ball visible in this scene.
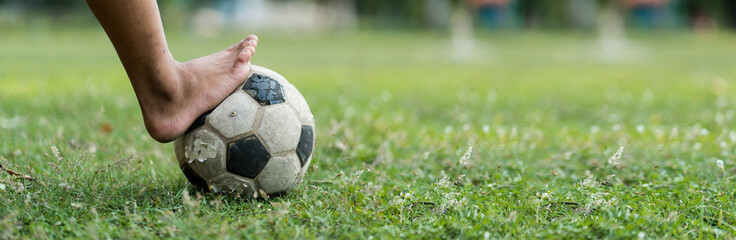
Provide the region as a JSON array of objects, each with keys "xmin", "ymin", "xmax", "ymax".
[{"xmin": 174, "ymin": 65, "xmax": 315, "ymax": 198}]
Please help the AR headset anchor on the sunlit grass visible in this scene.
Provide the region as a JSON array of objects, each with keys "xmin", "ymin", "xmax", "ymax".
[{"xmin": 1, "ymin": 28, "xmax": 736, "ymax": 238}]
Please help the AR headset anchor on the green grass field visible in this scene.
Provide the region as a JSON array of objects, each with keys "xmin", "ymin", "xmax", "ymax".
[{"xmin": 1, "ymin": 28, "xmax": 736, "ymax": 238}]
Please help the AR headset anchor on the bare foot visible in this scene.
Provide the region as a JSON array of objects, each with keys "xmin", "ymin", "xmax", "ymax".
[{"xmin": 136, "ymin": 35, "xmax": 258, "ymax": 142}]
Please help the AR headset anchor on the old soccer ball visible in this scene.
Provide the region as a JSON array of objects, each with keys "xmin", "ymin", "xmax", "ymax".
[{"xmin": 174, "ymin": 65, "xmax": 315, "ymax": 198}]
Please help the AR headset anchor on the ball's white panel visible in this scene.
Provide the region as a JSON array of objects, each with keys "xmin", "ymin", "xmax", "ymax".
[
  {"xmin": 209, "ymin": 173, "xmax": 258, "ymax": 197},
  {"xmin": 209, "ymin": 91, "xmax": 260, "ymax": 139},
  {"xmin": 256, "ymin": 104, "xmax": 301, "ymax": 153},
  {"xmin": 256, "ymin": 153, "xmax": 300, "ymax": 194},
  {"xmin": 250, "ymin": 65, "xmax": 314, "ymax": 125},
  {"xmin": 250, "ymin": 65, "xmax": 287, "ymax": 84},
  {"xmin": 173, "ymin": 137, "xmax": 186, "ymax": 165},
  {"xmin": 182, "ymin": 129, "xmax": 226, "ymax": 180},
  {"xmin": 283, "ymin": 83, "xmax": 315, "ymax": 125}
]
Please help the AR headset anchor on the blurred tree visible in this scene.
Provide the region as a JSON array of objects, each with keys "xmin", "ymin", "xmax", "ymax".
[
  {"xmin": 516, "ymin": 0, "xmax": 567, "ymax": 28},
  {"xmin": 20, "ymin": 0, "xmax": 86, "ymax": 16},
  {"xmin": 1, "ymin": 0, "xmax": 733, "ymax": 30},
  {"xmin": 354, "ymin": 0, "xmax": 429, "ymax": 28},
  {"xmin": 726, "ymin": 0, "xmax": 736, "ymax": 28},
  {"xmin": 567, "ymin": 0, "xmax": 598, "ymax": 30}
]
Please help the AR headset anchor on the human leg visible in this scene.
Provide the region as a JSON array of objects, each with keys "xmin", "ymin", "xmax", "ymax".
[{"xmin": 85, "ymin": 0, "xmax": 257, "ymax": 142}]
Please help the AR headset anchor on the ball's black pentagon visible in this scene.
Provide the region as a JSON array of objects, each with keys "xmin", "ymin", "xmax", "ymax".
[
  {"xmin": 180, "ymin": 163, "xmax": 210, "ymax": 192},
  {"xmin": 242, "ymin": 73, "xmax": 285, "ymax": 105},
  {"xmin": 227, "ymin": 135, "xmax": 271, "ymax": 178},
  {"xmin": 296, "ymin": 125, "xmax": 315, "ymax": 166},
  {"xmin": 185, "ymin": 109, "xmax": 213, "ymax": 134}
]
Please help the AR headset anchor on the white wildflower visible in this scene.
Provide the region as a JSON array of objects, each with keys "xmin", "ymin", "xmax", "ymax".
[
  {"xmin": 693, "ymin": 143, "xmax": 701, "ymax": 150},
  {"xmin": 459, "ymin": 146, "xmax": 473, "ymax": 167},
  {"xmin": 608, "ymin": 146, "xmax": 624, "ymax": 167},
  {"xmin": 342, "ymin": 170, "xmax": 364, "ymax": 185},
  {"xmin": 642, "ymin": 89, "xmax": 654, "ymax": 103},
  {"xmin": 539, "ymin": 192, "xmax": 554, "ymax": 201},
  {"xmin": 716, "ymin": 95, "xmax": 728, "ymax": 108},
  {"xmin": 456, "ymin": 174, "xmax": 466, "ymax": 183},
  {"xmin": 636, "ymin": 125, "xmax": 645, "ymax": 133},
  {"xmin": 435, "ymin": 171, "xmax": 452, "ymax": 189},
  {"xmin": 716, "ymin": 112, "xmax": 726, "ymax": 125},
  {"xmin": 487, "ymin": 89, "xmax": 497, "ymax": 102},
  {"xmin": 604, "ymin": 174, "xmax": 616, "ymax": 184},
  {"xmin": 400, "ymin": 192, "xmax": 414, "ymax": 200},
  {"xmin": 440, "ymin": 191, "xmax": 465, "ymax": 209},
  {"xmin": 670, "ymin": 127, "xmax": 679, "ymax": 139},
  {"xmin": 564, "ymin": 192, "xmax": 574, "ymax": 200},
  {"xmin": 380, "ymin": 90, "xmax": 392, "ymax": 102},
  {"xmin": 716, "ymin": 159, "xmax": 724, "ymax": 170},
  {"xmin": 590, "ymin": 126, "xmax": 600, "ymax": 134},
  {"xmin": 506, "ymin": 211, "xmax": 518, "ymax": 222},
  {"xmin": 587, "ymin": 192, "xmax": 614, "ymax": 208},
  {"xmin": 390, "ymin": 192, "xmax": 413, "ymax": 206},
  {"xmin": 612, "ymin": 124, "xmax": 622, "ymax": 131},
  {"xmin": 182, "ymin": 191, "xmax": 195, "ymax": 207},
  {"xmin": 361, "ymin": 182, "xmax": 381, "ymax": 197},
  {"xmin": 51, "ymin": 146, "xmax": 63, "ymax": 161},
  {"xmin": 667, "ymin": 211, "xmax": 679, "ymax": 222},
  {"xmin": 482, "ymin": 125, "xmax": 490, "ymax": 133},
  {"xmin": 654, "ymin": 127, "xmax": 665, "ymax": 139},
  {"xmin": 0, "ymin": 116, "xmax": 22, "ymax": 129},
  {"xmin": 434, "ymin": 171, "xmax": 466, "ymax": 209},
  {"xmin": 444, "ymin": 126, "xmax": 453, "ymax": 134},
  {"xmin": 699, "ymin": 128, "xmax": 709, "ymax": 136},
  {"xmin": 563, "ymin": 151, "xmax": 573, "ymax": 160},
  {"xmin": 496, "ymin": 128, "xmax": 506, "ymax": 138},
  {"xmin": 579, "ymin": 171, "xmax": 598, "ymax": 189},
  {"xmin": 259, "ymin": 189, "xmax": 269, "ymax": 199},
  {"xmin": 389, "ymin": 191, "xmax": 414, "ymax": 206},
  {"xmin": 389, "ymin": 196, "xmax": 405, "ymax": 206},
  {"xmin": 637, "ymin": 232, "xmax": 645, "ymax": 239}
]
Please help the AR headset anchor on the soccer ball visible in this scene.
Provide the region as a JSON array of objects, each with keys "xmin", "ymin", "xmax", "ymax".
[{"xmin": 174, "ymin": 65, "xmax": 315, "ymax": 198}]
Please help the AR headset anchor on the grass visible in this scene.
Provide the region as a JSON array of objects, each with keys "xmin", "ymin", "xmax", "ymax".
[{"xmin": 1, "ymin": 27, "xmax": 736, "ymax": 238}]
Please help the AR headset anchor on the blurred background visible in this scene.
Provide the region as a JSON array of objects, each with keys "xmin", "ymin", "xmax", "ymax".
[
  {"xmin": 3, "ymin": 0, "xmax": 736, "ymax": 137},
  {"xmin": 1, "ymin": 0, "xmax": 733, "ymax": 33},
  {"xmin": 2, "ymin": 0, "xmax": 733, "ymax": 65}
]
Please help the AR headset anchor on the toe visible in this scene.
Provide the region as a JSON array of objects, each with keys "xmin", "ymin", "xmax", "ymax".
[
  {"xmin": 228, "ymin": 36, "xmax": 254, "ymax": 52},
  {"xmin": 227, "ymin": 38, "xmax": 246, "ymax": 51},
  {"xmin": 245, "ymin": 39, "xmax": 258, "ymax": 49},
  {"xmin": 243, "ymin": 47, "xmax": 256, "ymax": 62},
  {"xmin": 229, "ymin": 48, "xmax": 253, "ymax": 75},
  {"xmin": 244, "ymin": 36, "xmax": 258, "ymax": 48},
  {"xmin": 245, "ymin": 45, "xmax": 256, "ymax": 56},
  {"xmin": 245, "ymin": 35, "xmax": 258, "ymax": 43}
]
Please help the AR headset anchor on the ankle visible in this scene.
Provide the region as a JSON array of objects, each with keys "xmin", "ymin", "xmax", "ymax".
[{"xmin": 143, "ymin": 111, "xmax": 185, "ymax": 143}]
